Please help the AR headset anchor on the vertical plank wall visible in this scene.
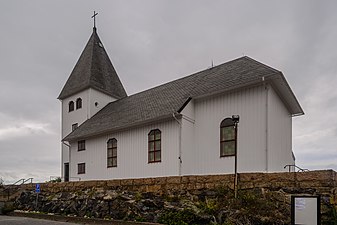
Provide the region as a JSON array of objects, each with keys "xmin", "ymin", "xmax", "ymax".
[
  {"xmin": 267, "ymin": 86, "xmax": 294, "ymax": 171},
  {"xmin": 192, "ymin": 85, "xmax": 268, "ymax": 174},
  {"xmin": 69, "ymin": 120, "xmax": 180, "ymax": 181}
]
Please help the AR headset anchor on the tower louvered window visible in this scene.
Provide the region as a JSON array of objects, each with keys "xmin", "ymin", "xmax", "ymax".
[
  {"xmin": 69, "ymin": 101, "xmax": 74, "ymax": 112},
  {"xmin": 76, "ymin": 98, "xmax": 82, "ymax": 109}
]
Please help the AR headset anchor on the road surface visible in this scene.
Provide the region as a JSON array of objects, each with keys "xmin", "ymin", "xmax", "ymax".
[{"xmin": 0, "ymin": 216, "xmax": 79, "ymax": 225}]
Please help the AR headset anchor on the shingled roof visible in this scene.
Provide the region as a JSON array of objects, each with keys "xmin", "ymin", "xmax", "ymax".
[
  {"xmin": 58, "ymin": 28, "xmax": 127, "ymax": 100},
  {"xmin": 64, "ymin": 56, "xmax": 304, "ymax": 141}
]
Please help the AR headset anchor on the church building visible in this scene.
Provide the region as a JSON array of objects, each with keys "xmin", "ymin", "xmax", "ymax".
[{"xmin": 58, "ymin": 26, "xmax": 304, "ymax": 182}]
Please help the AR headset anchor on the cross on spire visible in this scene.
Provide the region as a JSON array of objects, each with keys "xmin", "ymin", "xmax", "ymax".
[{"xmin": 92, "ymin": 11, "xmax": 98, "ymax": 28}]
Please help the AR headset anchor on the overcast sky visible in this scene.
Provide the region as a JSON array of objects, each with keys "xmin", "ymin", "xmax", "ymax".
[{"xmin": 0, "ymin": 1, "xmax": 336, "ymax": 184}]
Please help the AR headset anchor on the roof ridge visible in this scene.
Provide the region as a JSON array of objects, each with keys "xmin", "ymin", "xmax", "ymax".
[
  {"xmin": 88, "ymin": 28, "xmax": 97, "ymax": 86},
  {"xmin": 64, "ymin": 56, "xmax": 304, "ymax": 141},
  {"xmin": 123, "ymin": 56, "xmax": 248, "ymax": 99},
  {"xmin": 243, "ymin": 56, "xmax": 282, "ymax": 74}
]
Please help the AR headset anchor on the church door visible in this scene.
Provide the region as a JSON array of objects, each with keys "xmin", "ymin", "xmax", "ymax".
[{"xmin": 64, "ymin": 163, "xmax": 69, "ymax": 182}]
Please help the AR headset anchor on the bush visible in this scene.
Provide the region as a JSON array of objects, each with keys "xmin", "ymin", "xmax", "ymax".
[
  {"xmin": 2, "ymin": 202, "xmax": 15, "ymax": 215},
  {"xmin": 158, "ymin": 209, "xmax": 207, "ymax": 225}
]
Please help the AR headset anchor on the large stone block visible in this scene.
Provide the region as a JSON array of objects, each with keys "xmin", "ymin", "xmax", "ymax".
[
  {"xmin": 195, "ymin": 182, "xmax": 205, "ymax": 189},
  {"xmin": 196, "ymin": 176, "xmax": 207, "ymax": 183},
  {"xmin": 82, "ymin": 180, "xmax": 97, "ymax": 188},
  {"xmin": 146, "ymin": 185, "xmax": 162, "ymax": 193},
  {"xmin": 205, "ymin": 182, "xmax": 215, "ymax": 189},
  {"xmin": 120, "ymin": 179, "xmax": 133, "ymax": 186},
  {"xmin": 106, "ymin": 179, "xmax": 121, "ymax": 188},
  {"xmin": 167, "ymin": 176, "xmax": 181, "ymax": 184},
  {"xmin": 153, "ymin": 177, "xmax": 167, "ymax": 185}
]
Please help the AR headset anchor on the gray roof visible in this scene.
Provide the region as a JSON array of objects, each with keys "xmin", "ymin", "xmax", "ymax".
[
  {"xmin": 58, "ymin": 28, "xmax": 127, "ymax": 100},
  {"xmin": 64, "ymin": 56, "xmax": 304, "ymax": 141}
]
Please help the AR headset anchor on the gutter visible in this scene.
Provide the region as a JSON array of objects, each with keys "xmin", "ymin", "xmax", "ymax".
[
  {"xmin": 62, "ymin": 141, "xmax": 71, "ymax": 148},
  {"xmin": 62, "ymin": 141, "xmax": 71, "ymax": 182},
  {"xmin": 63, "ymin": 114, "xmax": 177, "ymax": 142},
  {"xmin": 173, "ymin": 112, "xmax": 182, "ymax": 176},
  {"xmin": 263, "ymin": 77, "xmax": 269, "ymax": 172}
]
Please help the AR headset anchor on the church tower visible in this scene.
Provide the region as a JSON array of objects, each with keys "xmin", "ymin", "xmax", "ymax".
[{"xmin": 58, "ymin": 26, "xmax": 127, "ymax": 181}]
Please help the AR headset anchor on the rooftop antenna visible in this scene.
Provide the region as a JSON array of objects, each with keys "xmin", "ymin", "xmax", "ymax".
[
  {"xmin": 211, "ymin": 60, "xmax": 214, "ymax": 68},
  {"xmin": 92, "ymin": 11, "xmax": 98, "ymax": 28},
  {"xmin": 208, "ymin": 60, "xmax": 215, "ymax": 69}
]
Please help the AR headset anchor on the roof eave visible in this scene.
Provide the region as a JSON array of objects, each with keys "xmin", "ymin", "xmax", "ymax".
[
  {"xmin": 191, "ymin": 73, "xmax": 304, "ymax": 117},
  {"xmin": 58, "ymin": 84, "xmax": 127, "ymax": 100},
  {"xmin": 268, "ymin": 73, "xmax": 304, "ymax": 117},
  {"xmin": 63, "ymin": 113, "xmax": 182, "ymax": 142}
]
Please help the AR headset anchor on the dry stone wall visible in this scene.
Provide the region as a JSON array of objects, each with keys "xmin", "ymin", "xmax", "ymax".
[
  {"xmin": 21, "ymin": 170, "xmax": 337, "ymax": 194},
  {"xmin": 13, "ymin": 170, "xmax": 337, "ymax": 224}
]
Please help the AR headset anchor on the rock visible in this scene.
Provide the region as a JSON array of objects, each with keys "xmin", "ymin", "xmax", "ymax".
[{"xmin": 11, "ymin": 182, "xmax": 336, "ymax": 225}]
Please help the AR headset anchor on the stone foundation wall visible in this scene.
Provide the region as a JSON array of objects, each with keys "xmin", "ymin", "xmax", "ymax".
[
  {"xmin": 21, "ymin": 170, "xmax": 337, "ymax": 195},
  {"xmin": 13, "ymin": 170, "xmax": 337, "ymax": 224}
]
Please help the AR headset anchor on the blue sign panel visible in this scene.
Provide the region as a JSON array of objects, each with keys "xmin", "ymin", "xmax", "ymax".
[{"xmin": 35, "ymin": 184, "xmax": 41, "ymax": 193}]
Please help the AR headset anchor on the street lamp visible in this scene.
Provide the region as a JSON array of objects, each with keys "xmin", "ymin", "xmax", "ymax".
[{"xmin": 232, "ymin": 115, "xmax": 239, "ymax": 198}]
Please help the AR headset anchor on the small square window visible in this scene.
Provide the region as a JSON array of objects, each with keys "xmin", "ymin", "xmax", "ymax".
[
  {"xmin": 78, "ymin": 163, "xmax": 85, "ymax": 174},
  {"xmin": 72, "ymin": 123, "xmax": 78, "ymax": 131},
  {"xmin": 78, "ymin": 140, "xmax": 86, "ymax": 151}
]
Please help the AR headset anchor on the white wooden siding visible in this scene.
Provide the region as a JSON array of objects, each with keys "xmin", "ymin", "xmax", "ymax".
[
  {"xmin": 69, "ymin": 120, "xmax": 179, "ymax": 181},
  {"xmin": 61, "ymin": 89, "xmax": 90, "ymax": 177},
  {"xmin": 180, "ymin": 100, "xmax": 196, "ymax": 175},
  {"xmin": 267, "ymin": 86, "xmax": 294, "ymax": 172},
  {"xmin": 65, "ymin": 84, "xmax": 295, "ymax": 180},
  {"xmin": 88, "ymin": 88, "xmax": 117, "ymax": 118},
  {"xmin": 192, "ymin": 85, "xmax": 267, "ymax": 175},
  {"xmin": 61, "ymin": 88, "xmax": 116, "ymax": 179}
]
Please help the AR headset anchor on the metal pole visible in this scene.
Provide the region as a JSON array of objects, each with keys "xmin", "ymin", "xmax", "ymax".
[
  {"xmin": 234, "ymin": 122, "xmax": 238, "ymax": 198},
  {"xmin": 36, "ymin": 193, "xmax": 39, "ymax": 209}
]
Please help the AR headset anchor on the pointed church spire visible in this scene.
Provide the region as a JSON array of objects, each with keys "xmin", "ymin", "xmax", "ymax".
[{"xmin": 58, "ymin": 27, "xmax": 127, "ymax": 100}]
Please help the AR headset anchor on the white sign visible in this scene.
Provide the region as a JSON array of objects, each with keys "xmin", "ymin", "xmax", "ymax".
[{"xmin": 292, "ymin": 196, "xmax": 320, "ymax": 225}]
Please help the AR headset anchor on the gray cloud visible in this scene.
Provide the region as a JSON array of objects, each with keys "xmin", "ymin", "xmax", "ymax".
[{"xmin": 1, "ymin": 0, "xmax": 337, "ymax": 183}]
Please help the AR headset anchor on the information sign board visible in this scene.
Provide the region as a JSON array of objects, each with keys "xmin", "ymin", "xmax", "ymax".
[{"xmin": 291, "ymin": 195, "xmax": 320, "ymax": 225}]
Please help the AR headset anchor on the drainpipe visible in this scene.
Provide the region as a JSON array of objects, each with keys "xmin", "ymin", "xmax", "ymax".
[
  {"xmin": 173, "ymin": 112, "xmax": 182, "ymax": 176},
  {"xmin": 262, "ymin": 77, "xmax": 269, "ymax": 172},
  {"xmin": 62, "ymin": 141, "xmax": 71, "ymax": 181},
  {"xmin": 62, "ymin": 141, "xmax": 71, "ymax": 148}
]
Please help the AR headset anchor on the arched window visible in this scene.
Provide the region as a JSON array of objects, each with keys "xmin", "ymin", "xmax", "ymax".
[
  {"xmin": 107, "ymin": 138, "xmax": 117, "ymax": 167},
  {"xmin": 76, "ymin": 98, "xmax": 82, "ymax": 109},
  {"xmin": 220, "ymin": 118, "xmax": 236, "ymax": 157},
  {"xmin": 148, "ymin": 129, "xmax": 161, "ymax": 163},
  {"xmin": 68, "ymin": 101, "xmax": 74, "ymax": 112}
]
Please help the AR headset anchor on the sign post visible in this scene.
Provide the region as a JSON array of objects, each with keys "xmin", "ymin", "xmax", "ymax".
[{"xmin": 35, "ymin": 184, "xmax": 40, "ymax": 209}]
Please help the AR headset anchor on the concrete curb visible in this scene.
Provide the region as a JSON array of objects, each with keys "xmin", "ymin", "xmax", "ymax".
[{"xmin": 8, "ymin": 211, "xmax": 160, "ymax": 225}]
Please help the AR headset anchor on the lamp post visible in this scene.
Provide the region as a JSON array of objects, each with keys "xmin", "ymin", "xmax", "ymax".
[{"xmin": 232, "ymin": 115, "xmax": 240, "ymax": 198}]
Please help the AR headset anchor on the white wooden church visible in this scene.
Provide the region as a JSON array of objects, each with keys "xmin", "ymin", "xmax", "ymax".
[{"xmin": 59, "ymin": 27, "xmax": 304, "ymax": 182}]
